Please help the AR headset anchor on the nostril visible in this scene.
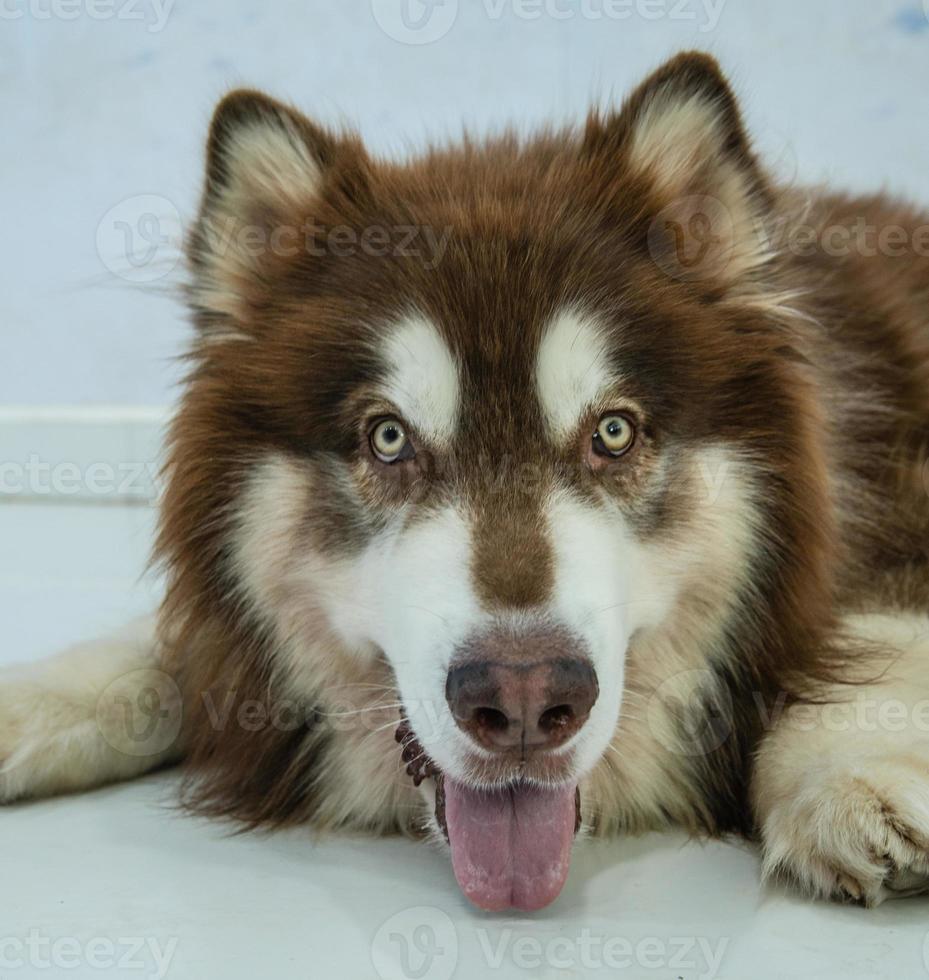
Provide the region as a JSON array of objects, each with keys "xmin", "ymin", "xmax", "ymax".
[
  {"xmin": 473, "ymin": 706, "xmax": 509, "ymax": 734},
  {"xmin": 537, "ymin": 704, "xmax": 575, "ymax": 735},
  {"xmin": 446, "ymin": 652, "xmax": 598, "ymax": 753}
]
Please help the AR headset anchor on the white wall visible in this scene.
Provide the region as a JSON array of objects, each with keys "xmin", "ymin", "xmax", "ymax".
[{"xmin": 2, "ymin": 0, "xmax": 929, "ymax": 409}]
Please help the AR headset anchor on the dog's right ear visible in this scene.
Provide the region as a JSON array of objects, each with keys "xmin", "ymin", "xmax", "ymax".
[
  {"xmin": 189, "ymin": 90, "xmax": 366, "ymax": 326},
  {"xmin": 584, "ymin": 53, "xmax": 771, "ymax": 292}
]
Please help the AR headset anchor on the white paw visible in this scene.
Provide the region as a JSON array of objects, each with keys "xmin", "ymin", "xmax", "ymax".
[
  {"xmin": 760, "ymin": 756, "xmax": 929, "ymax": 906},
  {"xmin": 0, "ymin": 670, "xmax": 83, "ymax": 802},
  {"xmin": 0, "ymin": 635, "xmax": 181, "ymax": 804}
]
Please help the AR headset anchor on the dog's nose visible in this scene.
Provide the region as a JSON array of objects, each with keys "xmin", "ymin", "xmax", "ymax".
[{"xmin": 445, "ymin": 656, "xmax": 598, "ymax": 752}]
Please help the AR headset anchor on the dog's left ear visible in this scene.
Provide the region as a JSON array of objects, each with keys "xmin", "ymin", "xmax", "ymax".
[
  {"xmin": 585, "ymin": 52, "xmax": 771, "ymax": 289},
  {"xmin": 189, "ymin": 90, "xmax": 367, "ymax": 326}
]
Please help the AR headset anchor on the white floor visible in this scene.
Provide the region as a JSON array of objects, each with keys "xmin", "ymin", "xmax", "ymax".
[{"xmin": 3, "ymin": 502, "xmax": 929, "ymax": 979}]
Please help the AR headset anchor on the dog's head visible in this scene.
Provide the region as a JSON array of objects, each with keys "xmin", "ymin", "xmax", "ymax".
[{"xmin": 161, "ymin": 53, "xmax": 832, "ymax": 910}]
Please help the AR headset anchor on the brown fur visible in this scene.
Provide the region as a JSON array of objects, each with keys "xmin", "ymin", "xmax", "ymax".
[{"xmin": 153, "ymin": 52, "xmax": 929, "ymax": 842}]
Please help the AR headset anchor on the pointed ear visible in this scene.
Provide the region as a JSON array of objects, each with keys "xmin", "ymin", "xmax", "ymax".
[
  {"xmin": 188, "ymin": 90, "xmax": 365, "ymax": 327},
  {"xmin": 587, "ymin": 53, "xmax": 771, "ymax": 290}
]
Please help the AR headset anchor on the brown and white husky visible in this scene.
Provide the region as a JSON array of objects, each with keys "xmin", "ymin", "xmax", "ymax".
[{"xmin": 3, "ymin": 52, "xmax": 929, "ymax": 912}]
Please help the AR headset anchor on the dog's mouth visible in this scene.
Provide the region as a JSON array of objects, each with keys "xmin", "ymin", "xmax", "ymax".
[{"xmin": 397, "ymin": 714, "xmax": 581, "ymax": 911}]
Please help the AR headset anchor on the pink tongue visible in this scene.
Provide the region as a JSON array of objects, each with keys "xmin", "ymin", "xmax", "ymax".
[{"xmin": 443, "ymin": 779, "xmax": 577, "ymax": 911}]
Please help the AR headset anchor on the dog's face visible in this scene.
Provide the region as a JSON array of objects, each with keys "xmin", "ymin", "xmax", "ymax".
[{"xmin": 167, "ymin": 54, "xmax": 814, "ymax": 910}]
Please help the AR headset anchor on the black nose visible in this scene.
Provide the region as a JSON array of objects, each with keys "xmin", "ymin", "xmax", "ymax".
[{"xmin": 445, "ymin": 655, "xmax": 598, "ymax": 752}]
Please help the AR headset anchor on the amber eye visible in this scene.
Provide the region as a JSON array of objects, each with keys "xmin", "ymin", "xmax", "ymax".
[
  {"xmin": 592, "ymin": 413, "xmax": 635, "ymax": 458},
  {"xmin": 370, "ymin": 418, "xmax": 413, "ymax": 463}
]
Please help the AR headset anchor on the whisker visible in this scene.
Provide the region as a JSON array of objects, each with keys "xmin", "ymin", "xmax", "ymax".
[
  {"xmin": 401, "ymin": 604, "xmax": 450, "ymax": 627},
  {"xmin": 319, "ymin": 702, "xmax": 403, "ymax": 719},
  {"xmin": 360, "ymin": 718, "xmax": 409, "ymax": 741}
]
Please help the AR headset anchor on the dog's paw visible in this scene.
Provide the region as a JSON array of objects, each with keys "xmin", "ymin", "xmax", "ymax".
[
  {"xmin": 760, "ymin": 756, "xmax": 929, "ymax": 905},
  {"xmin": 0, "ymin": 669, "xmax": 87, "ymax": 803},
  {"xmin": 0, "ymin": 675, "xmax": 49, "ymax": 802},
  {"xmin": 0, "ymin": 621, "xmax": 181, "ymax": 804}
]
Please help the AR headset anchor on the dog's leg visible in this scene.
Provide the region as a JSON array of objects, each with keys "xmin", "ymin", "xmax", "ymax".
[
  {"xmin": 753, "ymin": 612, "xmax": 929, "ymax": 905},
  {"xmin": 0, "ymin": 617, "xmax": 183, "ymax": 802}
]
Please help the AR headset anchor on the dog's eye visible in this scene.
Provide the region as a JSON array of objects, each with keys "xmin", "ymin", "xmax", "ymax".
[
  {"xmin": 370, "ymin": 418, "xmax": 413, "ymax": 463},
  {"xmin": 592, "ymin": 413, "xmax": 635, "ymax": 457}
]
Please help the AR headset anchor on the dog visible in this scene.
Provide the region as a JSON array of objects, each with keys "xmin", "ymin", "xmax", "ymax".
[{"xmin": 3, "ymin": 51, "xmax": 929, "ymax": 912}]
